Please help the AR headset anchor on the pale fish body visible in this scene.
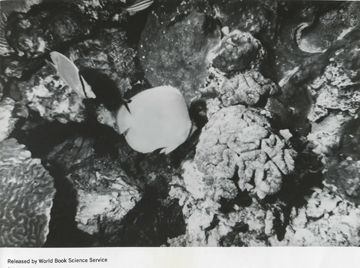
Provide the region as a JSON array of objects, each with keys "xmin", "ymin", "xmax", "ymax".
[
  {"xmin": 49, "ymin": 51, "xmax": 96, "ymax": 99},
  {"xmin": 123, "ymin": 0, "xmax": 154, "ymax": 12},
  {"xmin": 116, "ymin": 86, "xmax": 192, "ymax": 154}
]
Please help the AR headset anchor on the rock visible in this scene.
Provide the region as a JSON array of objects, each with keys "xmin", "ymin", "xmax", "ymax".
[
  {"xmin": 139, "ymin": 2, "xmax": 221, "ymax": 102},
  {"xmin": 213, "ymin": 1, "xmax": 278, "ymax": 42},
  {"xmin": 75, "ymin": 173, "xmax": 142, "ymax": 235},
  {"xmin": 308, "ymin": 62, "xmax": 360, "ymax": 122},
  {"xmin": 15, "ymin": 65, "xmax": 88, "ymax": 124},
  {"xmin": 0, "ymin": 0, "xmax": 42, "ymax": 56},
  {"xmin": 72, "ymin": 29, "xmax": 137, "ymax": 98},
  {"xmin": 209, "ymin": 30, "xmax": 264, "ymax": 74},
  {"xmin": 0, "ymin": 97, "xmax": 18, "ymax": 142},
  {"xmin": 0, "ymin": 138, "xmax": 56, "ymax": 246},
  {"xmin": 333, "ymin": 28, "xmax": 360, "ymax": 82},
  {"xmin": 295, "ymin": 2, "xmax": 360, "ymax": 54},
  {"xmin": 5, "ymin": 2, "xmax": 92, "ymax": 58},
  {"xmin": 324, "ymin": 159, "xmax": 360, "ymax": 204},
  {"xmin": 307, "ymin": 111, "xmax": 351, "ymax": 157}
]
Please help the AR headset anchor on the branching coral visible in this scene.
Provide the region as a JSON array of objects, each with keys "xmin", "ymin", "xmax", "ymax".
[
  {"xmin": 195, "ymin": 105, "xmax": 297, "ymax": 199},
  {"xmin": 0, "ymin": 138, "xmax": 56, "ymax": 246}
]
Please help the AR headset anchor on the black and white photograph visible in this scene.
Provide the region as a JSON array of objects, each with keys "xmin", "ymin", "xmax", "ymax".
[{"xmin": 0, "ymin": 0, "xmax": 359, "ymax": 265}]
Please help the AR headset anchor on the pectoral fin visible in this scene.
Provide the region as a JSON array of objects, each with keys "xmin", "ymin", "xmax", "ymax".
[{"xmin": 160, "ymin": 143, "xmax": 180, "ymax": 154}]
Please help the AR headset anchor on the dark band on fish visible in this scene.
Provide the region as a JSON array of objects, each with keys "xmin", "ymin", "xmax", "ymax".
[{"xmin": 122, "ymin": 99, "xmax": 132, "ymax": 114}]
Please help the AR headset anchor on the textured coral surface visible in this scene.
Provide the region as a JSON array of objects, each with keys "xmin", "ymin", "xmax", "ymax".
[
  {"xmin": 0, "ymin": 139, "xmax": 55, "ymax": 246},
  {"xmin": 195, "ymin": 105, "xmax": 297, "ymax": 199}
]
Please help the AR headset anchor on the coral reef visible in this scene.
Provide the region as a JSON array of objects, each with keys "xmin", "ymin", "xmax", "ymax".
[
  {"xmin": 0, "ymin": 138, "xmax": 56, "ymax": 246},
  {"xmin": 1, "ymin": 0, "xmax": 360, "ymax": 248}
]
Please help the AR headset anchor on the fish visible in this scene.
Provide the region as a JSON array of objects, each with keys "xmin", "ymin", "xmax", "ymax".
[
  {"xmin": 122, "ymin": 0, "xmax": 154, "ymax": 13},
  {"xmin": 48, "ymin": 51, "xmax": 96, "ymax": 99},
  {"xmin": 116, "ymin": 86, "xmax": 192, "ymax": 154}
]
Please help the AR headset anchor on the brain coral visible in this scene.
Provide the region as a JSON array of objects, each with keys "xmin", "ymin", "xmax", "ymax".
[
  {"xmin": 216, "ymin": 71, "xmax": 279, "ymax": 106},
  {"xmin": 195, "ymin": 105, "xmax": 297, "ymax": 199},
  {"xmin": 0, "ymin": 138, "xmax": 56, "ymax": 246}
]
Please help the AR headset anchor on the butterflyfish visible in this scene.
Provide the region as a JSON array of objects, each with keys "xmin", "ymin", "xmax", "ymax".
[
  {"xmin": 48, "ymin": 51, "xmax": 96, "ymax": 99},
  {"xmin": 116, "ymin": 86, "xmax": 193, "ymax": 154}
]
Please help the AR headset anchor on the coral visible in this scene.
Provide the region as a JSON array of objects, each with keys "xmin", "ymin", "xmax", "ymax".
[
  {"xmin": 15, "ymin": 65, "xmax": 87, "ymax": 124},
  {"xmin": 213, "ymin": 1, "xmax": 277, "ymax": 41},
  {"xmin": 308, "ymin": 62, "xmax": 360, "ymax": 122},
  {"xmin": 5, "ymin": 2, "xmax": 92, "ymax": 58},
  {"xmin": 333, "ymin": 28, "xmax": 360, "ymax": 82},
  {"xmin": 139, "ymin": 4, "xmax": 221, "ymax": 102},
  {"xmin": 0, "ymin": 138, "xmax": 56, "ymax": 246},
  {"xmin": 168, "ymin": 165, "xmax": 277, "ymax": 246},
  {"xmin": 269, "ymin": 189, "xmax": 360, "ymax": 246},
  {"xmin": 75, "ymin": 173, "xmax": 141, "ymax": 235},
  {"xmin": 210, "ymin": 30, "xmax": 264, "ymax": 73},
  {"xmin": 324, "ymin": 157, "xmax": 360, "ymax": 204},
  {"xmin": 72, "ymin": 0, "xmax": 128, "ymax": 22},
  {"xmin": 0, "ymin": 0, "xmax": 42, "ymax": 56},
  {"xmin": 216, "ymin": 71, "xmax": 279, "ymax": 106},
  {"xmin": 72, "ymin": 29, "xmax": 137, "ymax": 97},
  {"xmin": 0, "ymin": 97, "xmax": 18, "ymax": 142},
  {"xmin": 307, "ymin": 112, "xmax": 351, "ymax": 157},
  {"xmin": 195, "ymin": 105, "xmax": 297, "ymax": 199}
]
